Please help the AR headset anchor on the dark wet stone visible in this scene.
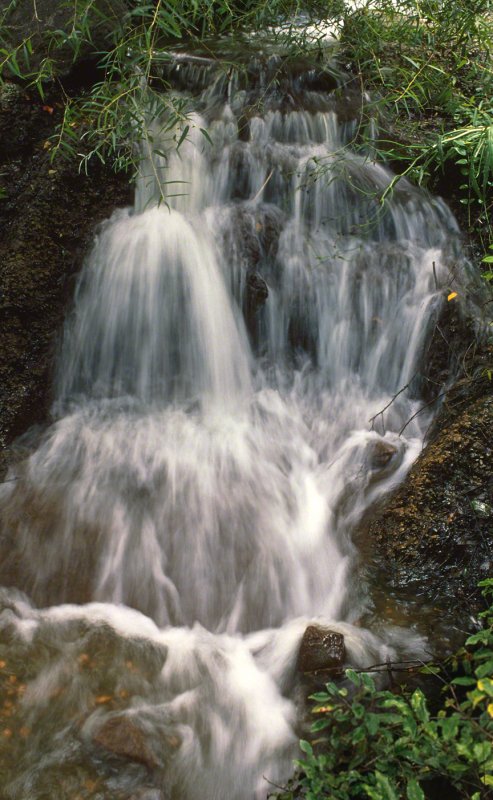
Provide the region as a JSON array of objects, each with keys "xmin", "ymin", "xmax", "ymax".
[
  {"xmin": 298, "ymin": 625, "xmax": 345, "ymax": 673},
  {"xmin": 368, "ymin": 383, "xmax": 493, "ymax": 636},
  {"xmin": 246, "ymin": 272, "xmax": 269, "ymax": 309},
  {"xmin": 93, "ymin": 716, "xmax": 159, "ymax": 770},
  {"xmin": 370, "ymin": 440, "xmax": 397, "ymax": 469}
]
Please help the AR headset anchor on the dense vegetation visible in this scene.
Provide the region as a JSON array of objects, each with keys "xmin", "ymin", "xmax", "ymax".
[
  {"xmin": 1, "ymin": 1, "xmax": 492, "ymax": 246},
  {"xmin": 273, "ymin": 581, "xmax": 493, "ymax": 799}
]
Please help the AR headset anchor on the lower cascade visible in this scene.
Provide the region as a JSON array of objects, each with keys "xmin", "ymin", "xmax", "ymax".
[{"xmin": 0, "ymin": 52, "xmax": 466, "ymax": 798}]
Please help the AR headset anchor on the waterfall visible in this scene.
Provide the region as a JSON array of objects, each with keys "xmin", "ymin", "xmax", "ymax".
[{"xmin": 0, "ymin": 52, "xmax": 465, "ymax": 799}]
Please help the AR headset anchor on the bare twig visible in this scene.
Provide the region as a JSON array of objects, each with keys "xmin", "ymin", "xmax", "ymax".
[
  {"xmin": 398, "ymin": 391, "xmax": 447, "ymax": 436},
  {"xmin": 368, "ymin": 373, "xmax": 417, "ymax": 431},
  {"xmin": 252, "ymin": 169, "xmax": 274, "ymax": 203},
  {"xmin": 304, "ymin": 658, "xmax": 431, "ymax": 676}
]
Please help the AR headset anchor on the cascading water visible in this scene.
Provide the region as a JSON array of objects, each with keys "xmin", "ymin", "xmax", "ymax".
[{"xmin": 0, "ymin": 50, "xmax": 465, "ymax": 799}]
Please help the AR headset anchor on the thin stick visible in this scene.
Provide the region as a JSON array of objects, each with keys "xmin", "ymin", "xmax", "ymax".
[
  {"xmin": 252, "ymin": 169, "xmax": 274, "ymax": 203},
  {"xmin": 398, "ymin": 391, "xmax": 447, "ymax": 436},
  {"xmin": 368, "ymin": 373, "xmax": 417, "ymax": 431}
]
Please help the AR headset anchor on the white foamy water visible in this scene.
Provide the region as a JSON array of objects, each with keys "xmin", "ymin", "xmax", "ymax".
[{"xmin": 0, "ymin": 54, "xmax": 464, "ymax": 799}]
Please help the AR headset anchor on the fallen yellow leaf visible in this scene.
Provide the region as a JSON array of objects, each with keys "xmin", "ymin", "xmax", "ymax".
[
  {"xmin": 447, "ymin": 291, "xmax": 458, "ymax": 301},
  {"xmin": 95, "ymin": 695, "xmax": 112, "ymax": 705}
]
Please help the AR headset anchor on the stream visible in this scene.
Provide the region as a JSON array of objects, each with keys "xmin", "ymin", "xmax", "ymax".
[{"xmin": 0, "ymin": 46, "xmax": 467, "ymax": 799}]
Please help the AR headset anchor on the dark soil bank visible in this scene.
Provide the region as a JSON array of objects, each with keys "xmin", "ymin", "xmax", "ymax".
[
  {"xmin": 0, "ymin": 81, "xmax": 132, "ymax": 475},
  {"xmin": 368, "ymin": 344, "xmax": 493, "ymax": 636}
]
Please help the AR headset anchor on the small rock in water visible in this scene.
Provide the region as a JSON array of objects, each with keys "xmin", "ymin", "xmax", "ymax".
[
  {"xmin": 370, "ymin": 440, "xmax": 397, "ymax": 469},
  {"xmin": 298, "ymin": 625, "xmax": 345, "ymax": 673},
  {"xmin": 93, "ymin": 715, "xmax": 159, "ymax": 770}
]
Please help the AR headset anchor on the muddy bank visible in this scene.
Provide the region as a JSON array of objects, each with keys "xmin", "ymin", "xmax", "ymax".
[{"xmin": 0, "ymin": 82, "xmax": 132, "ymax": 476}]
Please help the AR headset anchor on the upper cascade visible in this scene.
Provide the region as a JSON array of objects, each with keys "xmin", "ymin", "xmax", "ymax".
[{"xmin": 58, "ymin": 49, "xmax": 463, "ymax": 413}]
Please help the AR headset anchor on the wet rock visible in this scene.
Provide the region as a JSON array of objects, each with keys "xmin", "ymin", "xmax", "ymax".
[
  {"xmin": 298, "ymin": 625, "xmax": 345, "ymax": 673},
  {"xmin": 93, "ymin": 716, "xmax": 159, "ymax": 770},
  {"xmin": 368, "ymin": 385, "xmax": 493, "ymax": 638},
  {"xmin": 129, "ymin": 790, "xmax": 167, "ymax": 800},
  {"xmin": 246, "ymin": 272, "xmax": 269, "ymax": 309},
  {"xmin": 244, "ymin": 271, "xmax": 269, "ymax": 347},
  {"xmin": 369, "ymin": 440, "xmax": 397, "ymax": 469}
]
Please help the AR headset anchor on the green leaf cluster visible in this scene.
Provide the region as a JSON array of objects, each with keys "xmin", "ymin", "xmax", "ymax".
[
  {"xmin": 0, "ymin": 0, "xmax": 491, "ymax": 242},
  {"xmin": 337, "ymin": 0, "xmax": 493, "ymax": 244},
  {"xmin": 273, "ymin": 580, "xmax": 493, "ymax": 800},
  {"xmin": 0, "ymin": 0, "xmax": 344, "ymax": 199}
]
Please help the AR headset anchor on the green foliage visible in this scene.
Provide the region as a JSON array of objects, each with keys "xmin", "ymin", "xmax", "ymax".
[
  {"xmin": 482, "ymin": 245, "xmax": 493, "ymax": 284},
  {"xmin": 273, "ymin": 580, "xmax": 493, "ymax": 800},
  {"xmin": 0, "ymin": 0, "xmax": 338, "ymax": 176},
  {"xmin": 337, "ymin": 0, "xmax": 493, "ymax": 242},
  {"xmin": 0, "ymin": 0, "xmax": 491, "ymax": 239}
]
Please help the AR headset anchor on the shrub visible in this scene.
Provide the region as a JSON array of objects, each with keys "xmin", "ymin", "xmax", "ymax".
[{"xmin": 273, "ymin": 580, "xmax": 493, "ymax": 800}]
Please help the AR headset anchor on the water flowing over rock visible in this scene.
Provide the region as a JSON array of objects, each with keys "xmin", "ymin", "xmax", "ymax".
[
  {"xmin": 92, "ymin": 715, "xmax": 161, "ymax": 769},
  {"xmin": 0, "ymin": 49, "xmax": 466, "ymax": 799}
]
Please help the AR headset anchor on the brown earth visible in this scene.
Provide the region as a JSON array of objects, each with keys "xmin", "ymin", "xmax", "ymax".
[{"xmin": 0, "ymin": 80, "xmax": 132, "ymax": 477}]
